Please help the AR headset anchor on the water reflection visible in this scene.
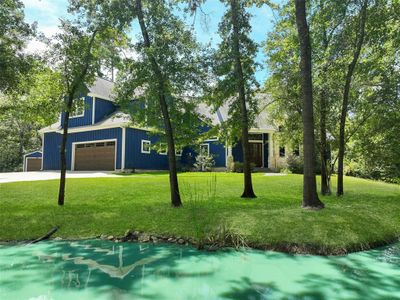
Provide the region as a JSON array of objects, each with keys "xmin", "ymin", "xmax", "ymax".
[{"xmin": 0, "ymin": 240, "xmax": 399, "ymax": 300}]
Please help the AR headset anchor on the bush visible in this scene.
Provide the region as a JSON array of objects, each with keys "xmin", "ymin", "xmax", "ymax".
[
  {"xmin": 232, "ymin": 161, "xmax": 256, "ymax": 173},
  {"xmin": 194, "ymin": 154, "xmax": 215, "ymax": 172},
  {"xmin": 286, "ymin": 154, "xmax": 303, "ymax": 174}
]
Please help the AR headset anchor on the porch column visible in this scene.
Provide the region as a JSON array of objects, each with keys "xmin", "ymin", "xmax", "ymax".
[{"xmin": 268, "ymin": 133, "xmax": 274, "ymax": 170}]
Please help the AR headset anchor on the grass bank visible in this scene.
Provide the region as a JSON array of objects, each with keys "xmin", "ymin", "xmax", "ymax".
[{"xmin": 0, "ymin": 173, "xmax": 399, "ymax": 255}]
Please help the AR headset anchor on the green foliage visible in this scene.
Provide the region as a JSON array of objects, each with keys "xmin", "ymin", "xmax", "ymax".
[
  {"xmin": 265, "ymin": 0, "xmax": 400, "ymax": 183},
  {"xmin": 286, "ymin": 154, "xmax": 303, "ymax": 174},
  {"xmin": 0, "ymin": 62, "xmax": 63, "ymax": 171},
  {"xmin": 0, "ymin": 0, "xmax": 35, "ymax": 93},
  {"xmin": 206, "ymin": 0, "xmax": 259, "ymax": 142},
  {"xmin": 116, "ymin": 0, "xmax": 206, "ymax": 147},
  {"xmin": 49, "ymin": 0, "xmax": 126, "ymax": 109}
]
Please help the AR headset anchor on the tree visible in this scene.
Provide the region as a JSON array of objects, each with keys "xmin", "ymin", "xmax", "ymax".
[
  {"xmin": 294, "ymin": 0, "xmax": 324, "ymax": 209},
  {"xmin": 211, "ymin": 0, "xmax": 258, "ymax": 198},
  {"xmin": 337, "ymin": 0, "xmax": 368, "ymax": 196},
  {"xmin": 116, "ymin": 0, "xmax": 205, "ymax": 207},
  {"xmin": 51, "ymin": 1, "xmax": 124, "ymax": 205},
  {"xmin": 0, "ymin": 0, "xmax": 35, "ymax": 93},
  {"xmin": 0, "ymin": 62, "xmax": 62, "ymax": 171}
]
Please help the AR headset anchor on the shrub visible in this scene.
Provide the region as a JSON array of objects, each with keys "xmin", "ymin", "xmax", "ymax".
[
  {"xmin": 232, "ymin": 161, "xmax": 256, "ymax": 173},
  {"xmin": 194, "ymin": 154, "xmax": 215, "ymax": 172},
  {"xmin": 286, "ymin": 154, "xmax": 303, "ymax": 174}
]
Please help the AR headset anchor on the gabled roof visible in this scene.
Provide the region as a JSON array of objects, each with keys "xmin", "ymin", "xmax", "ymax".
[
  {"xmin": 200, "ymin": 93, "xmax": 276, "ymax": 131},
  {"xmin": 88, "ymin": 77, "xmax": 115, "ymax": 101}
]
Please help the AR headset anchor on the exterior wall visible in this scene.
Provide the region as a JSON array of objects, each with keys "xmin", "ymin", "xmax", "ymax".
[
  {"xmin": 125, "ymin": 128, "xmax": 169, "ymax": 170},
  {"xmin": 94, "ymin": 98, "xmax": 116, "ymax": 123},
  {"xmin": 43, "ymin": 128, "xmax": 122, "ymax": 170},
  {"xmin": 203, "ymin": 140, "xmax": 226, "ymax": 168},
  {"xmin": 61, "ymin": 96, "xmax": 93, "ymax": 128}
]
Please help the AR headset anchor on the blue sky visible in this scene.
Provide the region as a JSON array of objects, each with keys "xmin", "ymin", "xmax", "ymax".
[{"xmin": 22, "ymin": 0, "xmax": 279, "ymax": 83}]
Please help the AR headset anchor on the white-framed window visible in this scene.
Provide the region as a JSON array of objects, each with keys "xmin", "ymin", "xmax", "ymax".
[
  {"xmin": 141, "ymin": 140, "xmax": 151, "ymax": 154},
  {"xmin": 70, "ymin": 97, "xmax": 85, "ymax": 118},
  {"xmin": 158, "ymin": 143, "xmax": 167, "ymax": 155},
  {"xmin": 200, "ymin": 143, "xmax": 210, "ymax": 155},
  {"xmin": 175, "ymin": 148, "xmax": 182, "ymax": 156}
]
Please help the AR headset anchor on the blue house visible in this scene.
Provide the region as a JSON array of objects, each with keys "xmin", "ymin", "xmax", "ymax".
[{"xmin": 36, "ymin": 78, "xmax": 286, "ymax": 172}]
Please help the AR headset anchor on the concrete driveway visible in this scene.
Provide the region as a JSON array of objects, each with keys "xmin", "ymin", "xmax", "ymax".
[{"xmin": 0, "ymin": 171, "xmax": 120, "ymax": 184}]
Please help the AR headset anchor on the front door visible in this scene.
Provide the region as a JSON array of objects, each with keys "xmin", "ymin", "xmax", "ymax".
[{"xmin": 249, "ymin": 143, "xmax": 263, "ymax": 167}]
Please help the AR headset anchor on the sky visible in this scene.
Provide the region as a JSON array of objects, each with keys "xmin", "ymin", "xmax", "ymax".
[{"xmin": 22, "ymin": 0, "xmax": 280, "ymax": 83}]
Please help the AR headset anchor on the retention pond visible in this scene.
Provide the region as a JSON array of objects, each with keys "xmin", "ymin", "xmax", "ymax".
[{"xmin": 0, "ymin": 240, "xmax": 399, "ymax": 299}]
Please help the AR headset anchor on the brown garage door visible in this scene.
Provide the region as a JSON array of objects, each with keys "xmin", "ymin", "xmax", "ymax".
[
  {"xmin": 26, "ymin": 158, "xmax": 42, "ymax": 171},
  {"xmin": 74, "ymin": 141, "xmax": 115, "ymax": 171}
]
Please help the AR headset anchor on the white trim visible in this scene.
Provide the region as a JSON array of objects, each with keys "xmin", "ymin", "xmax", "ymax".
[
  {"xmin": 24, "ymin": 157, "xmax": 42, "ymax": 172},
  {"xmin": 92, "ymin": 97, "xmax": 96, "ymax": 125},
  {"xmin": 205, "ymin": 137, "xmax": 219, "ymax": 142},
  {"xmin": 158, "ymin": 143, "xmax": 167, "ymax": 155},
  {"xmin": 262, "ymin": 133, "xmax": 265, "ymax": 168},
  {"xmin": 141, "ymin": 140, "xmax": 151, "ymax": 154},
  {"xmin": 71, "ymin": 139, "xmax": 117, "ymax": 171},
  {"xmin": 249, "ymin": 129, "xmax": 276, "ymax": 134},
  {"xmin": 200, "ymin": 143, "xmax": 210, "ymax": 155},
  {"xmin": 88, "ymin": 92, "xmax": 113, "ymax": 102},
  {"xmin": 23, "ymin": 150, "xmax": 42, "ymax": 172},
  {"xmin": 41, "ymin": 133, "xmax": 44, "ymax": 170},
  {"xmin": 175, "ymin": 148, "xmax": 182, "ymax": 156},
  {"xmin": 121, "ymin": 127, "xmax": 126, "ymax": 170},
  {"xmin": 69, "ymin": 97, "xmax": 85, "ymax": 119},
  {"xmin": 248, "ymin": 140, "xmax": 263, "ymax": 143}
]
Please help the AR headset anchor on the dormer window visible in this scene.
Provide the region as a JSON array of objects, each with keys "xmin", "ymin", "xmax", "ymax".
[{"xmin": 70, "ymin": 97, "xmax": 85, "ymax": 118}]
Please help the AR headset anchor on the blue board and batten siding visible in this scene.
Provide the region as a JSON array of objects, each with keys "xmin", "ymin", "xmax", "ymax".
[
  {"xmin": 60, "ymin": 96, "xmax": 117, "ymax": 128},
  {"xmin": 205, "ymin": 141, "xmax": 226, "ymax": 167},
  {"xmin": 60, "ymin": 96, "xmax": 93, "ymax": 128},
  {"xmin": 125, "ymin": 128, "xmax": 169, "ymax": 170},
  {"xmin": 94, "ymin": 98, "xmax": 116, "ymax": 123},
  {"xmin": 43, "ymin": 128, "xmax": 122, "ymax": 170}
]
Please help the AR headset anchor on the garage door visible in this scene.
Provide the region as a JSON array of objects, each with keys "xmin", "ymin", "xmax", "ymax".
[
  {"xmin": 26, "ymin": 158, "xmax": 42, "ymax": 171},
  {"xmin": 74, "ymin": 141, "xmax": 115, "ymax": 171}
]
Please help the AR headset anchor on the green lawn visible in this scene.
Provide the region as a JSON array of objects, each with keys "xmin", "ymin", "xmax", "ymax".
[{"xmin": 0, "ymin": 173, "xmax": 399, "ymax": 254}]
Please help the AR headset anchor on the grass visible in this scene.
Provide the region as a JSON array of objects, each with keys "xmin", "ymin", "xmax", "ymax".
[{"xmin": 0, "ymin": 172, "xmax": 399, "ymax": 254}]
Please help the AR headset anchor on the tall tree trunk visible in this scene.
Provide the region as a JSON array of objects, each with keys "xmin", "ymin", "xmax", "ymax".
[
  {"xmin": 57, "ymin": 30, "xmax": 98, "ymax": 206},
  {"xmin": 58, "ymin": 99, "xmax": 72, "ymax": 206},
  {"xmin": 295, "ymin": 0, "xmax": 324, "ymax": 209},
  {"xmin": 337, "ymin": 0, "xmax": 367, "ymax": 196},
  {"xmin": 230, "ymin": 0, "xmax": 256, "ymax": 198},
  {"xmin": 135, "ymin": 0, "xmax": 182, "ymax": 207},
  {"xmin": 319, "ymin": 13, "xmax": 331, "ymax": 196},
  {"xmin": 319, "ymin": 89, "xmax": 331, "ymax": 195}
]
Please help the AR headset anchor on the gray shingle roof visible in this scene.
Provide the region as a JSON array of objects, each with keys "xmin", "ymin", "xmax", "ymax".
[{"xmin": 88, "ymin": 77, "xmax": 115, "ymax": 100}]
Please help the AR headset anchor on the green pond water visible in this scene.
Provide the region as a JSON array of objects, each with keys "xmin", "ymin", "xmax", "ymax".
[{"xmin": 0, "ymin": 240, "xmax": 399, "ymax": 300}]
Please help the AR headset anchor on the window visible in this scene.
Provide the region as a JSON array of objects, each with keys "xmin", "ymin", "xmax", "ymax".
[
  {"xmin": 141, "ymin": 140, "xmax": 151, "ymax": 154},
  {"xmin": 175, "ymin": 148, "xmax": 182, "ymax": 156},
  {"xmin": 70, "ymin": 97, "xmax": 85, "ymax": 118},
  {"xmin": 200, "ymin": 143, "xmax": 210, "ymax": 156},
  {"xmin": 158, "ymin": 143, "xmax": 167, "ymax": 155},
  {"xmin": 279, "ymin": 146, "xmax": 285, "ymax": 157}
]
